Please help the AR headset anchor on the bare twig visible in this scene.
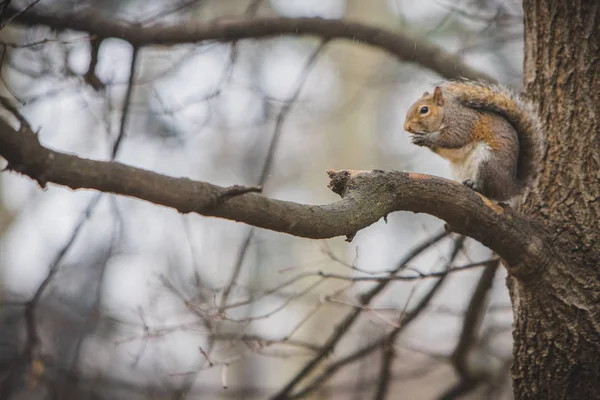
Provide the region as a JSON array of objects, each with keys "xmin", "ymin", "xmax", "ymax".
[
  {"xmin": 270, "ymin": 230, "xmax": 450, "ymax": 399},
  {"xmin": 83, "ymin": 37, "xmax": 104, "ymax": 91},
  {"xmin": 320, "ymin": 242, "xmax": 374, "ymax": 274},
  {"xmin": 23, "ymin": 194, "xmax": 102, "ymax": 356},
  {"xmin": 222, "ymin": 257, "xmax": 497, "ymax": 313},
  {"xmin": 111, "ymin": 46, "xmax": 139, "ymax": 158},
  {"xmin": 217, "ymin": 228, "xmax": 254, "ymax": 314},
  {"xmin": 0, "ymin": 96, "xmax": 31, "ymax": 131},
  {"xmin": 138, "ymin": 0, "xmax": 207, "ymax": 25},
  {"xmin": 212, "ymin": 334, "xmax": 320, "ymax": 352},
  {"xmin": 0, "ymin": 36, "xmax": 92, "ymax": 49},
  {"xmin": 0, "ymin": 0, "xmax": 12, "ymax": 21},
  {"xmin": 452, "ymin": 259, "xmax": 500, "ymax": 376},
  {"xmin": 375, "ymin": 237, "xmax": 465, "ymax": 400},
  {"xmin": 315, "ymin": 258, "xmax": 498, "ymax": 282},
  {"xmin": 219, "ymin": 184, "xmax": 263, "ymax": 200},
  {"xmin": 257, "ymin": 41, "xmax": 328, "ymax": 185},
  {"xmin": 217, "ymin": 40, "xmax": 329, "ymax": 314},
  {"xmin": 435, "ymin": 0, "xmax": 521, "ymax": 24},
  {"xmin": 324, "ymin": 297, "xmax": 402, "ymax": 329},
  {"xmin": 198, "ymin": 345, "xmax": 214, "ymax": 367},
  {"xmin": 0, "ymin": 42, "xmax": 141, "ymax": 396},
  {"xmin": 439, "ymin": 258, "xmax": 501, "ymax": 399},
  {"xmin": 289, "ymin": 236, "xmax": 467, "ymax": 399},
  {"xmin": 0, "ymin": 0, "xmax": 40, "ymax": 31},
  {"xmin": 225, "ymin": 278, "xmax": 326, "ymax": 322}
]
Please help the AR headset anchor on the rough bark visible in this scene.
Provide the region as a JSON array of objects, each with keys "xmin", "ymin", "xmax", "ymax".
[{"xmin": 512, "ymin": 1, "xmax": 600, "ymax": 398}]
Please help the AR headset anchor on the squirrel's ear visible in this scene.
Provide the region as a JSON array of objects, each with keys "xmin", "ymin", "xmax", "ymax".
[
  {"xmin": 422, "ymin": 91, "xmax": 430, "ymax": 97},
  {"xmin": 433, "ymin": 86, "xmax": 445, "ymax": 106}
]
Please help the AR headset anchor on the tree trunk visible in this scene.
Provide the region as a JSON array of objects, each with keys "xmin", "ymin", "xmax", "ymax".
[{"xmin": 513, "ymin": 1, "xmax": 600, "ymax": 398}]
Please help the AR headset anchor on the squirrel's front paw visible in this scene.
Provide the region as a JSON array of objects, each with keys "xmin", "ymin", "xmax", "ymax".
[
  {"xmin": 411, "ymin": 134, "xmax": 430, "ymax": 147},
  {"xmin": 462, "ymin": 179, "xmax": 482, "ymax": 193}
]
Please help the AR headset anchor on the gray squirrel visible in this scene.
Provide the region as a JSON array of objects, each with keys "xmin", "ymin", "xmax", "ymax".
[{"xmin": 404, "ymin": 81, "xmax": 542, "ymax": 201}]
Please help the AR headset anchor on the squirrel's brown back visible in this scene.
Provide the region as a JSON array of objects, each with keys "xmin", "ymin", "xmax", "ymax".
[{"xmin": 440, "ymin": 81, "xmax": 542, "ymax": 185}]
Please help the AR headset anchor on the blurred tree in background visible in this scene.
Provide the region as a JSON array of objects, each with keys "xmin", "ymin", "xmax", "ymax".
[{"xmin": 0, "ymin": 1, "xmax": 598, "ymax": 399}]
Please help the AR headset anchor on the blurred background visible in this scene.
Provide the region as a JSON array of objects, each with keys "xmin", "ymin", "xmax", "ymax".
[{"xmin": 0, "ymin": 0, "xmax": 524, "ymax": 398}]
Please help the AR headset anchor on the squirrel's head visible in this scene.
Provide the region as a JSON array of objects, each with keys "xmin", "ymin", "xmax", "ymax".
[{"xmin": 404, "ymin": 86, "xmax": 445, "ymax": 134}]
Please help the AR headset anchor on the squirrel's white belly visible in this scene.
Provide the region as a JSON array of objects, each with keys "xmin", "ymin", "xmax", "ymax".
[{"xmin": 437, "ymin": 142, "xmax": 491, "ymax": 183}]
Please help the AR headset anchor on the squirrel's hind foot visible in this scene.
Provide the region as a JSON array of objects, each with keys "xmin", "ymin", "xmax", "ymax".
[
  {"xmin": 462, "ymin": 179, "xmax": 487, "ymax": 197},
  {"xmin": 462, "ymin": 179, "xmax": 480, "ymax": 192}
]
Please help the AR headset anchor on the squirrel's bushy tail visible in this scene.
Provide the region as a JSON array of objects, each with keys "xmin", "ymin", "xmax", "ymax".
[{"xmin": 441, "ymin": 80, "xmax": 542, "ymax": 185}]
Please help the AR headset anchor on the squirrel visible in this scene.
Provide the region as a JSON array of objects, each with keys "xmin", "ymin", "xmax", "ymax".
[{"xmin": 403, "ymin": 80, "xmax": 542, "ymax": 201}]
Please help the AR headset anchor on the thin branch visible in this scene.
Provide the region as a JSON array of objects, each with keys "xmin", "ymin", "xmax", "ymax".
[
  {"xmin": 316, "ymin": 258, "xmax": 498, "ymax": 282},
  {"xmin": 0, "ymin": 0, "xmax": 12, "ymax": 21},
  {"xmin": 217, "ymin": 228, "xmax": 254, "ymax": 313},
  {"xmin": 35, "ymin": 358, "xmax": 444, "ymax": 398},
  {"xmin": 320, "ymin": 242, "xmax": 374, "ymax": 274},
  {"xmin": 0, "ymin": 0, "xmax": 40, "ymax": 31},
  {"xmin": 376, "ymin": 237, "xmax": 465, "ymax": 400},
  {"xmin": 111, "ymin": 46, "xmax": 139, "ymax": 158},
  {"xmin": 435, "ymin": 0, "xmax": 521, "ymax": 24},
  {"xmin": 439, "ymin": 259, "xmax": 501, "ymax": 399},
  {"xmin": 222, "ymin": 272, "xmax": 315, "ymax": 311},
  {"xmin": 258, "ymin": 39, "xmax": 328, "ymax": 184},
  {"xmin": 219, "ymin": 184, "xmax": 263, "ymax": 200},
  {"xmin": 138, "ymin": 0, "xmax": 207, "ymax": 25},
  {"xmin": 270, "ymin": 230, "xmax": 450, "ymax": 399},
  {"xmin": 283, "ymin": 285, "xmax": 350, "ymax": 339},
  {"xmin": 452, "ymin": 260, "xmax": 500, "ymax": 376},
  {"xmin": 220, "ymin": 257, "xmax": 495, "ymax": 314},
  {"xmin": 218, "ymin": 40, "xmax": 328, "ymax": 314},
  {"xmin": 289, "ymin": 236, "xmax": 467, "ymax": 399},
  {"xmin": 225, "ymin": 278, "xmax": 326, "ymax": 322},
  {"xmin": 324, "ymin": 297, "xmax": 402, "ymax": 329},
  {"xmin": 0, "ymin": 46, "xmax": 140, "ymax": 393},
  {"xmin": 0, "ymin": 96, "xmax": 30, "ymax": 130},
  {"xmin": 23, "ymin": 194, "xmax": 101, "ymax": 356},
  {"xmin": 212, "ymin": 334, "xmax": 320, "ymax": 352},
  {"xmin": 83, "ymin": 36, "xmax": 104, "ymax": 91},
  {"xmin": 8, "ymin": 10, "xmax": 495, "ymax": 82}
]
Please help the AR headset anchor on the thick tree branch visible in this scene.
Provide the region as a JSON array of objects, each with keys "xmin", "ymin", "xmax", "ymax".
[
  {"xmin": 8, "ymin": 8, "xmax": 494, "ymax": 82},
  {"xmin": 0, "ymin": 118, "xmax": 553, "ymax": 281}
]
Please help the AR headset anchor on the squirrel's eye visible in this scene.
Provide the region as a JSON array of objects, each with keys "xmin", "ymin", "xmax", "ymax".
[{"xmin": 419, "ymin": 106, "xmax": 429, "ymax": 114}]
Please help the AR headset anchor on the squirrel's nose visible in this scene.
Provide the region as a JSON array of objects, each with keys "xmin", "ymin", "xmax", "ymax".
[{"xmin": 404, "ymin": 122, "xmax": 411, "ymax": 132}]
